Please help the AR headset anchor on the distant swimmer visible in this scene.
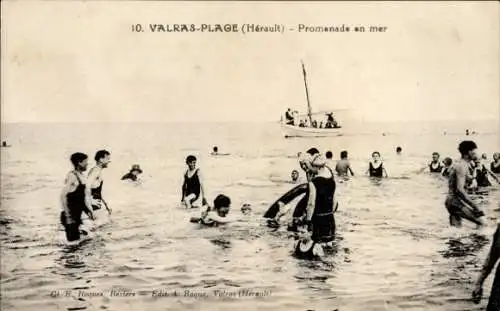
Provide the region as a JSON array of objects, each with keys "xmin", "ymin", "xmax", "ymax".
[
  {"xmin": 429, "ymin": 152, "xmax": 444, "ymax": 173},
  {"xmin": 396, "ymin": 146, "xmax": 402, "ymax": 155},
  {"xmin": 190, "ymin": 194, "xmax": 232, "ymax": 226},
  {"xmin": 293, "ymin": 224, "xmax": 324, "ymax": 260},
  {"xmin": 121, "ymin": 164, "xmax": 143, "ymax": 182},
  {"xmin": 366, "ymin": 151, "xmax": 388, "ymax": 178},
  {"xmin": 1, "ymin": 141, "xmax": 11, "ymax": 148},
  {"xmin": 60, "ymin": 153, "xmax": 95, "ymax": 243},
  {"xmin": 491, "ymin": 153, "xmax": 500, "ymax": 174},
  {"xmin": 442, "ymin": 157, "xmax": 453, "ymax": 177},
  {"xmin": 87, "ymin": 150, "xmax": 112, "ymax": 214},
  {"xmin": 466, "ymin": 129, "xmax": 470, "ymax": 136},
  {"xmin": 444, "ymin": 141, "xmax": 484, "ymax": 228},
  {"xmin": 335, "ymin": 150, "xmax": 354, "ymax": 177},
  {"xmin": 181, "ymin": 155, "xmax": 207, "ymax": 208},
  {"xmin": 211, "ymin": 146, "xmax": 230, "ymax": 156},
  {"xmin": 472, "ymin": 223, "xmax": 500, "ymax": 310}
]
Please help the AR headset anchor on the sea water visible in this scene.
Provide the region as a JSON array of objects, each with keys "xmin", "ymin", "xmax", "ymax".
[{"xmin": 1, "ymin": 120, "xmax": 499, "ymax": 311}]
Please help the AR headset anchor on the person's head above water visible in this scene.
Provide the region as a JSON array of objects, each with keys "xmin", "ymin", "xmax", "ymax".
[
  {"xmin": 130, "ymin": 164, "xmax": 143, "ymax": 175},
  {"xmin": 213, "ymin": 146, "xmax": 218, "ymax": 153},
  {"xmin": 186, "ymin": 155, "xmax": 197, "ymax": 169},
  {"xmin": 291, "ymin": 169, "xmax": 299, "ymax": 181},
  {"xmin": 70, "ymin": 152, "xmax": 88, "ymax": 171},
  {"xmin": 325, "ymin": 151, "xmax": 333, "ymax": 160},
  {"xmin": 442, "ymin": 157, "xmax": 452, "ymax": 167},
  {"xmin": 2, "ymin": 141, "xmax": 6, "ymax": 147},
  {"xmin": 481, "ymin": 153, "xmax": 487, "ymax": 160},
  {"xmin": 213, "ymin": 194, "xmax": 231, "ymax": 217},
  {"xmin": 432, "ymin": 152, "xmax": 440, "ymax": 162},
  {"xmin": 396, "ymin": 146, "xmax": 402, "ymax": 154},
  {"xmin": 95, "ymin": 150, "xmax": 111, "ymax": 168},
  {"xmin": 458, "ymin": 140, "xmax": 478, "ymax": 160},
  {"xmin": 494, "ymin": 152, "xmax": 500, "ymax": 161},
  {"xmin": 372, "ymin": 151, "xmax": 381, "ymax": 162},
  {"xmin": 340, "ymin": 150, "xmax": 348, "ymax": 160}
]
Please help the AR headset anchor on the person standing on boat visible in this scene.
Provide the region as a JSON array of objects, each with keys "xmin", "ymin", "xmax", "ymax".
[
  {"xmin": 285, "ymin": 108, "xmax": 295, "ymax": 125},
  {"xmin": 366, "ymin": 151, "xmax": 388, "ymax": 178}
]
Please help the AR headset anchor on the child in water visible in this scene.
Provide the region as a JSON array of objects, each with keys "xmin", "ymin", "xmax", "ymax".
[
  {"xmin": 190, "ymin": 194, "xmax": 232, "ymax": 226},
  {"xmin": 442, "ymin": 157, "xmax": 453, "ymax": 177},
  {"xmin": 293, "ymin": 224, "xmax": 324, "ymax": 260}
]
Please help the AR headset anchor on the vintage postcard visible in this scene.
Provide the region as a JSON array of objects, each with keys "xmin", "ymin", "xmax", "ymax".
[{"xmin": 1, "ymin": 1, "xmax": 499, "ymax": 311}]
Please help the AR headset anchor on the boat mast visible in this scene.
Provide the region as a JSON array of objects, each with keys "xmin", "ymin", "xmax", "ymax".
[{"xmin": 301, "ymin": 61, "xmax": 313, "ymax": 126}]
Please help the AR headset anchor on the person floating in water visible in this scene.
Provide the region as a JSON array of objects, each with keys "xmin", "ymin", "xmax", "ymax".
[
  {"xmin": 444, "ymin": 140, "xmax": 484, "ymax": 228},
  {"xmin": 442, "ymin": 157, "xmax": 453, "ymax": 177},
  {"xmin": 429, "ymin": 152, "xmax": 444, "ymax": 173},
  {"xmin": 210, "ymin": 146, "xmax": 229, "ymax": 156},
  {"xmin": 181, "ymin": 155, "xmax": 207, "ymax": 208},
  {"xmin": 472, "ymin": 223, "xmax": 500, "ymax": 311},
  {"xmin": 335, "ymin": 150, "xmax": 355, "ymax": 177},
  {"xmin": 87, "ymin": 150, "xmax": 112, "ymax": 215},
  {"xmin": 60, "ymin": 153, "xmax": 95, "ymax": 242},
  {"xmin": 396, "ymin": 146, "xmax": 402, "ymax": 155},
  {"xmin": 491, "ymin": 153, "xmax": 500, "ymax": 174},
  {"xmin": 190, "ymin": 194, "xmax": 232, "ymax": 226},
  {"xmin": 121, "ymin": 164, "xmax": 143, "ymax": 182},
  {"xmin": 366, "ymin": 151, "xmax": 388, "ymax": 178}
]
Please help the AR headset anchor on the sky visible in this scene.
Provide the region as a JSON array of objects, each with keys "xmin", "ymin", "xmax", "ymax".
[{"xmin": 1, "ymin": 1, "xmax": 499, "ymax": 123}]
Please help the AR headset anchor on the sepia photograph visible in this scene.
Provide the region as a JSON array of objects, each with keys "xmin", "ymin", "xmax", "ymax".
[{"xmin": 1, "ymin": 1, "xmax": 499, "ymax": 310}]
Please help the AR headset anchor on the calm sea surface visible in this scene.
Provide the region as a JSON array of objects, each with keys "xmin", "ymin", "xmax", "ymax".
[{"xmin": 1, "ymin": 121, "xmax": 499, "ymax": 311}]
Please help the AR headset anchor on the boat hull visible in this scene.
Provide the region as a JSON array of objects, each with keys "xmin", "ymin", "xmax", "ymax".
[{"xmin": 281, "ymin": 123, "xmax": 343, "ymax": 138}]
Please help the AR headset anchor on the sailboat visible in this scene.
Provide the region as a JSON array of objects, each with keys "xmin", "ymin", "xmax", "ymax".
[{"xmin": 280, "ymin": 62, "xmax": 343, "ymax": 138}]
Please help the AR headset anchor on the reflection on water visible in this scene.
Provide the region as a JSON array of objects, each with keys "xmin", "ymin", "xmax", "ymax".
[{"xmin": 1, "ymin": 122, "xmax": 499, "ymax": 311}]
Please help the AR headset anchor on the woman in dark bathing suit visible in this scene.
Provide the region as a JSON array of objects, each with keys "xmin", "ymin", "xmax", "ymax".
[
  {"xmin": 429, "ymin": 152, "xmax": 444, "ymax": 173},
  {"xmin": 473, "ymin": 223, "xmax": 500, "ymax": 311},
  {"xmin": 302, "ymin": 148, "xmax": 337, "ymax": 244},
  {"xmin": 181, "ymin": 155, "xmax": 207, "ymax": 208},
  {"xmin": 366, "ymin": 151, "xmax": 388, "ymax": 178}
]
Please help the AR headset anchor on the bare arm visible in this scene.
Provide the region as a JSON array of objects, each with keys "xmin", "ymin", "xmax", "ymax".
[
  {"xmin": 485, "ymin": 166, "xmax": 500, "ymax": 184},
  {"xmin": 198, "ymin": 170, "xmax": 207, "ymax": 204},
  {"xmin": 181, "ymin": 171, "xmax": 187, "ymax": 201},
  {"xmin": 206, "ymin": 212, "xmax": 232, "ymax": 224},
  {"xmin": 473, "ymin": 225, "xmax": 500, "ymax": 299},
  {"xmin": 306, "ymin": 182, "xmax": 316, "ymax": 222},
  {"xmin": 348, "ymin": 165, "xmax": 355, "ymax": 176}
]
